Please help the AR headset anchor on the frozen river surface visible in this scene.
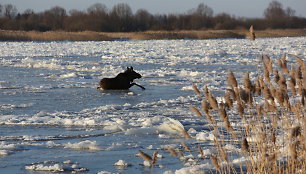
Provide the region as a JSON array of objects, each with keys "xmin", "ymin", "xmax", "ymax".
[{"xmin": 0, "ymin": 38, "xmax": 305, "ymax": 173}]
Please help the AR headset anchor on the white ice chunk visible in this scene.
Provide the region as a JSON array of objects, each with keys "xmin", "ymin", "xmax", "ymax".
[{"xmin": 64, "ymin": 140, "xmax": 100, "ymax": 150}]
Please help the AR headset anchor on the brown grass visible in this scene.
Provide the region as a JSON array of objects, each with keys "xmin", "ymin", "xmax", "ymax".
[
  {"xmin": 0, "ymin": 30, "xmax": 113, "ymax": 41},
  {"xmin": 1, "ymin": 29, "xmax": 306, "ymax": 41}
]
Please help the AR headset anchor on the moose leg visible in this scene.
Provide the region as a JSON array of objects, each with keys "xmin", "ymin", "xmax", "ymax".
[{"xmin": 131, "ymin": 83, "xmax": 145, "ymax": 90}]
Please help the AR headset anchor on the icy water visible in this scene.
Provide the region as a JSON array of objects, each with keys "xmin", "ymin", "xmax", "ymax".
[{"xmin": 0, "ymin": 38, "xmax": 305, "ymax": 173}]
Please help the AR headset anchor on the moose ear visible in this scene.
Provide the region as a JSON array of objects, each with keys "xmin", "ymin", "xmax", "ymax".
[{"xmin": 130, "ymin": 67, "xmax": 133, "ymax": 70}]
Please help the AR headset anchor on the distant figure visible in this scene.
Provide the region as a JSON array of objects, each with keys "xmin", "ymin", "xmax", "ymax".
[
  {"xmin": 98, "ymin": 67, "xmax": 145, "ymax": 90},
  {"xmin": 249, "ymin": 25, "xmax": 256, "ymax": 41}
]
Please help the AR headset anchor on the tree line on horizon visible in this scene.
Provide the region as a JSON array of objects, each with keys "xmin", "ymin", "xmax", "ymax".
[{"xmin": 0, "ymin": 1, "xmax": 305, "ymax": 32}]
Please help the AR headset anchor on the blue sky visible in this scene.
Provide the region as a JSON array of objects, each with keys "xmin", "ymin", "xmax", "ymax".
[{"xmin": 1, "ymin": 0, "xmax": 306, "ymax": 18}]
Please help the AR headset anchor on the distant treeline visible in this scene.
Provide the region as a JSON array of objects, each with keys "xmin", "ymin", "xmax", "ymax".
[{"xmin": 0, "ymin": 1, "xmax": 305, "ymax": 32}]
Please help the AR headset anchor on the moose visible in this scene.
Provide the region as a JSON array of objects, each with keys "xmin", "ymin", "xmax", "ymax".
[{"xmin": 98, "ymin": 67, "xmax": 145, "ymax": 90}]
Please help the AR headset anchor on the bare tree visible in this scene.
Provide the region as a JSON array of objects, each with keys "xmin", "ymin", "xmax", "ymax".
[
  {"xmin": 264, "ymin": 1, "xmax": 286, "ymax": 19},
  {"xmin": 0, "ymin": 2, "xmax": 305, "ymax": 32},
  {"xmin": 23, "ymin": 9, "xmax": 34, "ymax": 15},
  {"xmin": 134, "ymin": 9, "xmax": 152, "ymax": 31},
  {"xmin": 195, "ymin": 3, "xmax": 213, "ymax": 17},
  {"xmin": 0, "ymin": 4, "xmax": 3, "ymax": 16},
  {"xmin": 188, "ymin": 3, "xmax": 213, "ymax": 29},
  {"xmin": 264, "ymin": 1, "xmax": 297, "ymax": 28},
  {"xmin": 43, "ymin": 6, "xmax": 66, "ymax": 30},
  {"xmin": 285, "ymin": 7, "xmax": 295, "ymax": 17},
  {"xmin": 64, "ymin": 10, "xmax": 85, "ymax": 31},
  {"xmin": 18, "ymin": 9, "xmax": 38, "ymax": 31},
  {"xmin": 4, "ymin": 4, "xmax": 17, "ymax": 19},
  {"xmin": 87, "ymin": 3, "xmax": 108, "ymax": 15},
  {"xmin": 111, "ymin": 3, "xmax": 132, "ymax": 19},
  {"xmin": 110, "ymin": 3, "xmax": 133, "ymax": 31},
  {"xmin": 85, "ymin": 3, "xmax": 109, "ymax": 31}
]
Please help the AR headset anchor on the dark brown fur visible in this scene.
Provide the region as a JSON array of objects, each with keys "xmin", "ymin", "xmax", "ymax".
[{"xmin": 98, "ymin": 67, "xmax": 145, "ymax": 90}]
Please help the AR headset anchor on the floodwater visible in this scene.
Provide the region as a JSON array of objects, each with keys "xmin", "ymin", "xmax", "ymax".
[{"xmin": 0, "ymin": 37, "xmax": 305, "ymax": 173}]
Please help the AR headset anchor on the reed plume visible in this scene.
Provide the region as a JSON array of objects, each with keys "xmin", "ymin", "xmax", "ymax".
[
  {"xmin": 279, "ymin": 54, "xmax": 290, "ymax": 74},
  {"xmin": 152, "ymin": 151, "xmax": 158, "ymax": 165},
  {"xmin": 264, "ymin": 99, "xmax": 277, "ymax": 112},
  {"xmin": 224, "ymin": 117, "xmax": 236, "ymax": 138},
  {"xmin": 275, "ymin": 89, "xmax": 285, "ymax": 107},
  {"xmin": 228, "ymin": 69, "xmax": 238, "ymax": 88},
  {"xmin": 297, "ymin": 79, "xmax": 304, "ymax": 97},
  {"xmin": 218, "ymin": 107, "xmax": 227, "ymax": 120},
  {"xmin": 256, "ymin": 105, "xmax": 266, "ymax": 116},
  {"xmin": 177, "ymin": 126, "xmax": 191, "ymax": 139},
  {"xmin": 138, "ymin": 150, "xmax": 153, "ymax": 161},
  {"xmin": 204, "ymin": 85, "xmax": 210, "ymax": 98},
  {"xmin": 249, "ymin": 25, "xmax": 256, "ymax": 41},
  {"xmin": 263, "ymin": 83, "xmax": 273, "ymax": 101},
  {"xmin": 239, "ymin": 88, "xmax": 252, "ymax": 105},
  {"xmin": 290, "ymin": 126, "xmax": 301, "ymax": 139},
  {"xmin": 211, "ymin": 155, "xmax": 221, "ymax": 172},
  {"xmin": 289, "ymin": 141, "xmax": 298, "ymax": 160},
  {"xmin": 271, "ymin": 130, "xmax": 276, "ymax": 144},
  {"xmin": 166, "ymin": 146, "xmax": 177, "ymax": 157},
  {"xmin": 224, "ymin": 91, "xmax": 233, "ymax": 108},
  {"xmin": 201, "ymin": 100, "xmax": 214, "ymax": 124},
  {"xmin": 192, "ymin": 84, "xmax": 201, "ymax": 96},
  {"xmin": 278, "ymin": 73, "xmax": 287, "ymax": 90},
  {"xmin": 208, "ymin": 92, "xmax": 219, "ymax": 110},
  {"xmin": 296, "ymin": 66, "xmax": 302, "ymax": 80},
  {"xmin": 263, "ymin": 55, "xmax": 273, "ymax": 73},
  {"xmin": 226, "ymin": 88, "xmax": 237, "ymax": 101},
  {"xmin": 237, "ymin": 102, "xmax": 245, "ymax": 117},
  {"xmin": 241, "ymin": 138, "xmax": 249, "ymax": 153},
  {"xmin": 273, "ymin": 69, "xmax": 280, "ymax": 84},
  {"xmin": 189, "ymin": 105, "xmax": 203, "ymax": 117},
  {"xmin": 181, "ymin": 141, "xmax": 191, "ymax": 152},
  {"xmin": 201, "ymin": 100, "xmax": 210, "ymax": 114},
  {"xmin": 177, "ymin": 149, "xmax": 184, "ymax": 159},
  {"xmin": 244, "ymin": 72, "xmax": 254, "ymax": 93},
  {"xmin": 263, "ymin": 63, "xmax": 271, "ymax": 83},
  {"xmin": 290, "ymin": 66, "xmax": 296, "ymax": 83},
  {"xmin": 219, "ymin": 147, "xmax": 228, "ymax": 163},
  {"xmin": 292, "ymin": 55, "xmax": 305, "ymax": 68},
  {"xmin": 288, "ymin": 77, "xmax": 296, "ymax": 95},
  {"xmin": 198, "ymin": 144, "xmax": 204, "ymax": 158},
  {"xmin": 255, "ymin": 77, "xmax": 262, "ymax": 95}
]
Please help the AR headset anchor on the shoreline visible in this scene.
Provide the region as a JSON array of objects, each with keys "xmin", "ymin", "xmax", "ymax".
[{"xmin": 0, "ymin": 29, "xmax": 306, "ymax": 41}]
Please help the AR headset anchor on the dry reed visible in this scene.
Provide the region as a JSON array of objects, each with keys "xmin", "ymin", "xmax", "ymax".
[
  {"xmin": 177, "ymin": 126, "xmax": 192, "ymax": 139},
  {"xmin": 138, "ymin": 150, "xmax": 153, "ymax": 161},
  {"xmin": 208, "ymin": 92, "xmax": 219, "ymax": 110},
  {"xmin": 227, "ymin": 69, "xmax": 238, "ymax": 89},
  {"xmin": 152, "ymin": 151, "xmax": 159, "ymax": 165},
  {"xmin": 166, "ymin": 146, "xmax": 178, "ymax": 157},
  {"xmin": 249, "ymin": 25, "xmax": 256, "ymax": 41},
  {"xmin": 134, "ymin": 53, "xmax": 304, "ymax": 173},
  {"xmin": 189, "ymin": 105, "xmax": 203, "ymax": 117},
  {"xmin": 198, "ymin": 144, "xmax": 204, "ymax": 158},
  {"xmin": 201, "ymin": 100, "xmax": 214, "ymax": 124},
  {"xmin": 181, "ymin": 141, "xmax": 191, "ymax": 152},
  {"xmin": 177, "ymin": 54, "xmax": 305, "ymax": 174},
  {"xmin": 211, "ymin": 155, "xmax": 221, "ymax": 172},
  {"xmin": 192, "ymin": 84, "xmax": 202, "ymax": 96},
  {"xmin": 2, "ymin": 29, "xmax": 306, "ymax": 41}
]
